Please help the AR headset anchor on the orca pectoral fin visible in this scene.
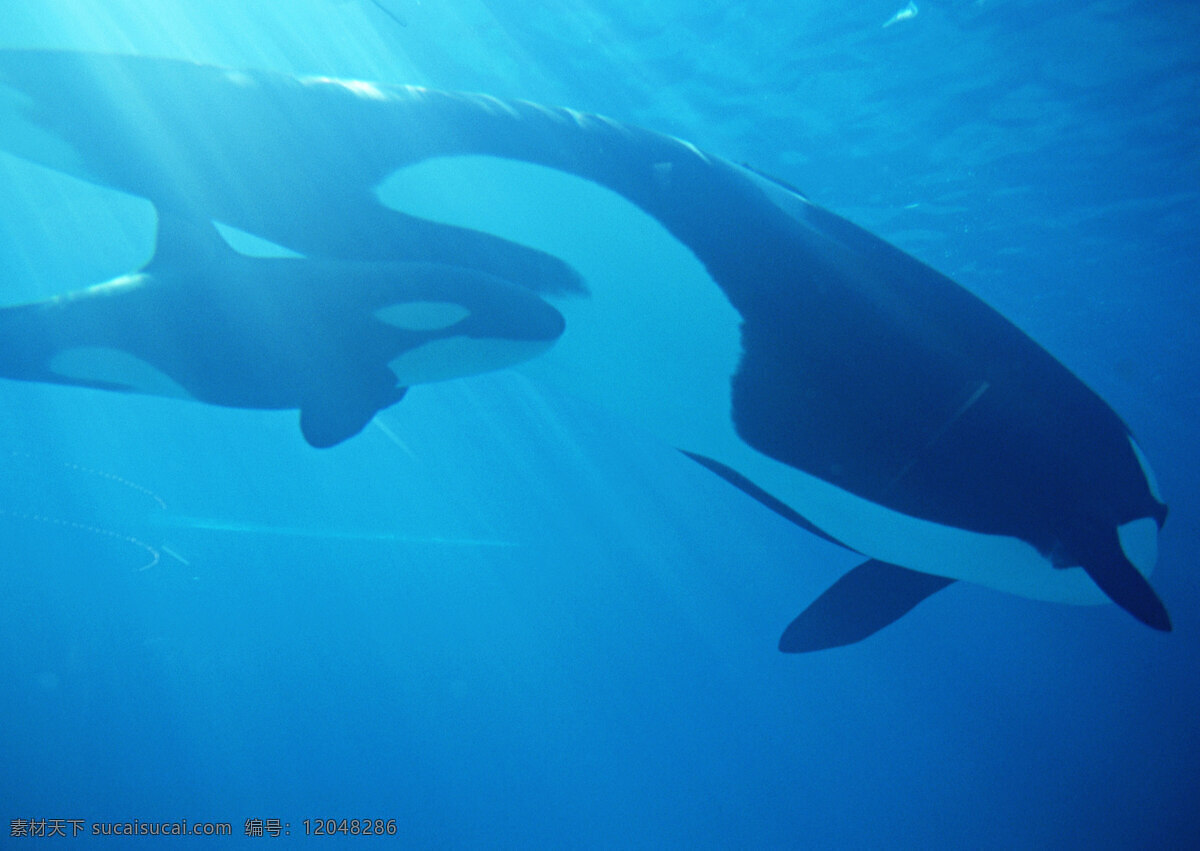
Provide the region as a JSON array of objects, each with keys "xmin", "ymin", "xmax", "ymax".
[
  {"xmin": 780, "ymin": 561, "xmax": 955, "ymax": 653},
  {"xmin": 300, "ymin": 381, "xmax": 407, "ymax": 449},
  {"xmin": 677, "ymin": 452, "xmax": 955, "ymax": 651},
  {"xmin": 1081, "ymin": 542, "xmax": 1171, "ymax": 632},
  {"xmin": 680, "ymin": 451, "xmax": 846, "ymax": 548}
]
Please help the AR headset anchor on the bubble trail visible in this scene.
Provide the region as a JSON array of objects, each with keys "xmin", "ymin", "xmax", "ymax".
[{"xmin": 0, "ymin": 508, "xmax": 161, "ymax": 570}]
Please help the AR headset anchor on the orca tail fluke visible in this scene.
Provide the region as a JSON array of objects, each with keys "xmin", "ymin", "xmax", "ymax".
[{"xmin": 779, "ymin": 560, "xmax": 954, "ymax": 653}]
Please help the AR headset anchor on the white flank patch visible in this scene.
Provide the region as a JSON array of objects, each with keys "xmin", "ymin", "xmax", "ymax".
[
  {"xmin": 48, "ymin": 347, "xmax": 191, "ymax": 399},
  {"xmin": 375, "ymin": 301, "xmax": 470, "ymax": 331},
  {"xmin": 377, "ymin": 154, "xmax": 1120, "ymax": 606}
]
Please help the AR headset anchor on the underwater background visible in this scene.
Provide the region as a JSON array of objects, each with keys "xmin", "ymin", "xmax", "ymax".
[{"xmin": 1, "ymin": 0, "xmax": 1197, "ymax": 847}]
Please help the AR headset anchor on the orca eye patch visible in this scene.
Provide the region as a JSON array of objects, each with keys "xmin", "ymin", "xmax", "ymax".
[{"xmin": 373, "ymin": 302, "xmax": 470, "ymax": 331}]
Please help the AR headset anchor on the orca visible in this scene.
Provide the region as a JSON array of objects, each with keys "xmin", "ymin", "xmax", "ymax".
[
  {"xmin": 0, "ymin": 51, "xmax": 583, "ymax": 296},
  {"xmin": 0, "ymin": 50, "xmax": 1171, "ymax": 647},
  {"xmin": 0, "ymin": 215, "xmax": 564, "ymax": 448}
]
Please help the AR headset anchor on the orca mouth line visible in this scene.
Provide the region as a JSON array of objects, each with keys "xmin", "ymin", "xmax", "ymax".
[{"xmin": 366, "ymin": 0, "xmax": 408, "ymax": 28}]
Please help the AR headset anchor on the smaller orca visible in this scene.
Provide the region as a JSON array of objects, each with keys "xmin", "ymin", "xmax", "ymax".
[{"xmin": 0, "ymin": 216, "xmax": 564, "ymax": 447}]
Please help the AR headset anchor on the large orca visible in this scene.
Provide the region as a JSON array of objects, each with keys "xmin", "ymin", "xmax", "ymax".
[
  {"xmin": 0, "ymin": 215, "xmax": 564, "ymax": 448},
  {"xmin": 0, "ymin": 50, "xmax": 1171, "ymax": 648}
]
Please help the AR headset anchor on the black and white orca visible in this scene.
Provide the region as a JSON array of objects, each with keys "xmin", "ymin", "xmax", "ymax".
[
  {"xmin": 0, "ymin": 215, "xmax": 564, "ymax": 448},
  {"xmin": 0, "ymin": 50, "xmax": 1171, "ymax": 647}
]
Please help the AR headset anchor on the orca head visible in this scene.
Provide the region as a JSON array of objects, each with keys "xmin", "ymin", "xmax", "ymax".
[
  {"xmin": 1052, "ymin": 436, "xmax": 1170, "ymax": 631},
  {"xmin": 369, "ymin": 263, "xmax": 566, "ymax": 386}
]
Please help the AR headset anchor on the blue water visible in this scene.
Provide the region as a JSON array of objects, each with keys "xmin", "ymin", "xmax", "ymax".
[{"xmin": 1, "ymin": 1, "xmax": 1197, "ymax": 846}]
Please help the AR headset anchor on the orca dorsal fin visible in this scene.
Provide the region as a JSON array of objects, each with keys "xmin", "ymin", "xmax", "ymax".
[{"xmin": 145, "ymin": 209, "xmax": 232, "ymax": 271}]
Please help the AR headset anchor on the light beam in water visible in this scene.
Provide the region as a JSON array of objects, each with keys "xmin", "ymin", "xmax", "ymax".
[{"xmin": 147, "ymin": 514, "xmax": 518, "ymax": 548}]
